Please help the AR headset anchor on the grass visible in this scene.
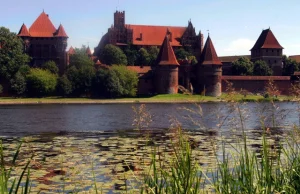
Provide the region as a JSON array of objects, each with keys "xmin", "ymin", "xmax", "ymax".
[{"xmin": 0, "ymin": 94, "xmax": 295, "ymax": 104}]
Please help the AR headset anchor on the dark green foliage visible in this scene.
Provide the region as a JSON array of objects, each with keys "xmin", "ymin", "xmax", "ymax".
[
  {"xmin": 18, "ymin": 65, "xmax": 31, "ymax": 76},
  {"xmin": 93, "ymin": 65, "xmax": 138, "ymax": 98},
  {"xmin": 253, "ymin": 60, "xmax": 273, "ymax": 76},
  {"xmin": 10, "ymin": 71, "xmax": 26, "ymax": 96},
  {"xmin": 66, "ymin": 65, "xmax": 96, "ymax": 97},
  {"xmin": 188, "ymin": 56, "xmax": 198, "ymax": 65},
  {"xmin": 26, "ymin": 68, "xmax": 57, "ymax": 97},
  {"xmin": 69, "ymin": 50, "xmax": 94, "ymax": 69},
  {"xmin": 232, "ymin": 57, "xmax": 253, "ymax": 75},
  {"xmin": 57, "ymin": 75, "xmax": 72, "ymax": 96},
  {"xmin": 282, "ymin": 55, "xmax": 299, "ymax": 75},
  {"xmin": 124, "ymin": 44, "xmax": 138, "ymax": 65},
  {"xmin": 41, "ymin": 60, "xmax": 59, "ymax": 75},
  {"xmin": 99, "ymin": 44, "xmax": 127, "ymax": 65},
  {"xmin": 175, "ymin": 48, "xmax": 191, "ymax": 60},
  {"xmin": 137, "ymin": 48, "xmax": 151, "ymax": 66},
  {"xmin": 148, "ymin": 46, "xmax": 159, "ymax": 65},
  {"xmin": 0, "ymin": 84, "xmax": 2, "ymax": 94},
  {"xmin": 0, "ymin": 27, "xmax": 30, "ymax": 80}
]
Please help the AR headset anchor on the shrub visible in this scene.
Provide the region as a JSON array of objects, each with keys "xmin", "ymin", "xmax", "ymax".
[
  {"xmin": 57, "ymin": 75, "xmax": 72, "ymax": 96},
  {"xmin": 26, "ymin": 68, "xmax": 57, "ymax": 97},
  {"xmin": 10, "ymin": 71, "xmax": 26, "ymax": 96}
]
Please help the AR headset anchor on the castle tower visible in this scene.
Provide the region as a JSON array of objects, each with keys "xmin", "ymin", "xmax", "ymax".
[
  {"xmin": 251, "ymin": 28, "xmax": 283, "ymax": 75},
  {"xmin": 197, "ymin": 35, "xmax": 222, "ymax": 97},
  {"xmin": 154, "ymin": 32, "xmax": 180, "ymax": 94},
  {"xmin": 17, "ymin": 11, "xmax": 68, "ymax": 74},
  {"xmin": 114, "ymin": 11, "xmax": 125, "ymax": 29}
]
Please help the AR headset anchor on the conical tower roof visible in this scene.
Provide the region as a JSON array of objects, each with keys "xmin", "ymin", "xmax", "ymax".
[
  {"xmin": 251, "ymin": 28, "xmax": 283, "ymax": 50},
  {"xmin": 18, "ymin": 24, "xmax": 30, "ymax": 37},
  {"xmin": 68, "ymin": 46, "xmax": 75, "ymax": 55},
  {"xmin": 156, "ymin": 33, "xmax": 179, "ymax": 66},
  {"xmin": 29, "ymin": 11, "xmax": 57, "ymax": 37},
  {"xmin": 55, "ymin": 24, "xmax": 68, "ymax": 37},
  {"xmin": 199, "ymin": 35, "xmax": 222, "ymax": 65},
  {"xmin": 86, "ymin": 46, "xmax": 92, "ymax": 56}
]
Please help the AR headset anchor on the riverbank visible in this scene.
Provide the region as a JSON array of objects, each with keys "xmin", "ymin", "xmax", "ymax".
[{"xmin": 0, "ymin": 94, "xmax": 296, "ymax": 104}]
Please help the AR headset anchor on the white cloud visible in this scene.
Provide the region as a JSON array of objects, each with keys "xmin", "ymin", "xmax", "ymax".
[{"xmin": 224, "ymin": 38, "xmax": 255, "ymax": 55}]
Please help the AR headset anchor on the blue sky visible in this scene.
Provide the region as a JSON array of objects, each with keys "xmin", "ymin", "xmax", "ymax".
[{"xmin": 2, "ymin": 0, "xmax": 300, "ymax": 56}]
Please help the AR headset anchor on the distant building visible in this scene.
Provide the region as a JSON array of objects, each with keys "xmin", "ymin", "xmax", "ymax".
[
  {"xmin": 17, "ymin": 11, "xmax": 68, "ymax": 74},
  {"xmin": 250, "ymin": 28, "xmax": 283, "ymax": 75},
  {"xmin": 94, "ymin": 11, "xmax": 204, "ymax": 59}
]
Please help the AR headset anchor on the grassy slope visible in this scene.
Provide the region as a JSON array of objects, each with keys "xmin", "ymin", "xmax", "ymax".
[{"xmin": 0, "ymin": 94, "xmax": 295, "ymax": 104}]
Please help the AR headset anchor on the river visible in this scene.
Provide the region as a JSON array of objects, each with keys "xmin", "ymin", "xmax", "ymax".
[{"xmin": 0, "ymin": 102, "xmax": 299, "ymax": 193}]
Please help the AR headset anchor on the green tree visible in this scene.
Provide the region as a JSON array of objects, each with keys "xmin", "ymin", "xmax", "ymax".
[
  {"xmin": 282, "ymin": 55, "xmax": 299, "ymax": 75},
  {"xmin": 69, "ymin": 50, "xmax": 94, "ymax": 69},
  {"xmin": 175, "ymin": 48, "xmax": 191, "ymax": 60},
  {"xmin": 26, "ymin": 68, "xmax": 57, "ymax": 97},
  {"xmin": 93, "ymin": 65, "xmax": 138, "ymax": 98},
  {"xmin": 41, "ymin": 60, "xmax": 59, "ymax": 75},
  {"xmin": 10, "ymin": 71, "xmax": 26, "ymax": 96},
  {"xmin": 18, "ymin": 65, "xmax": 31, "ymax": 76},
  {"xmin": 253, "ymin": 60, "xmax": 273, "ymax": 76},
  {"xmin": 0, "ymin": 27, "xmax": 30, "ymax": 80},
  {"xmin": 57, "ymin": 75, "xmax": 72, "ymax": 96},
  {"xmin": 188, "ymin": 56, "xmax": 198, "ymax": 65},
  {"xmin": 66, "ymin": 65, "xmax": 96, "ymax": 96},
  {"xmin": 99, "ymin": 44, "xmax": 127, "ymax": 65},
  {"xmin": 137, "ymin": 48, "xmax": 151, "ymax": 66},
  {"xmin": 124, "ymin": 44, "xmax": 138, "ymax": 65},
  {"xmin": 148, "ymin": 46, "xmax": 159, "ymax": 65},
  {"xmin": 231, "ymin": 57, "xmax": 253, "ymax": 75}
]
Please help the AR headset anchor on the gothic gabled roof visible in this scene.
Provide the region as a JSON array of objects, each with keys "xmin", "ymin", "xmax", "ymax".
[
  {"xmin": 125, "ymin": 24, "xmax": 186, "ymax": 46},
  {"xmin": 200, "ymin": 35, "xmax": 222, "ymax": 65},
  {"xmin": 29, "ymin": 11, "xmax": 57, "ymax": 37},
  {"xmin": 251, "ymin": 29, "xmax": 283, "ymax": 51},
  {"xmin": 156, "ymin": 33, "xmax": 179, "ymax": 66},
  {"xmin": 55, "ymin": 24, "xmax": 68, "ymax": 38},
  {"xmin": 18, "ymin": 24, "xmax": 30, "ymax": 37}
]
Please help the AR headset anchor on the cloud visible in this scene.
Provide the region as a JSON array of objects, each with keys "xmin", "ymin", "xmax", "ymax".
[{"xmin": 224, "ymin": 38, "xmax": 255, "ymax": 55}]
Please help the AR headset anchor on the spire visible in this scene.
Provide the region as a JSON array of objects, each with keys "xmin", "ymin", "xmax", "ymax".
[
  {"xmin": 18, "ymin": 23, "xmax": 30, "ymax": 37},
  {"xmin": 156, "ymin": 33, "xmax": 179, "ymax": 66},
  {"xmin": 199, "ymin": 36, "xmax": 222, "ymax": 65},
  {"xmin": 251, "ymin": 28, "xmax": 283, "ymax": 51},
  {"xmin": 55, "ymin": 24, "xmax": 68, "ymax": 38},
  {"xmin": 86, "ymin": 46, "xmax": 92, "ymax": 56}
]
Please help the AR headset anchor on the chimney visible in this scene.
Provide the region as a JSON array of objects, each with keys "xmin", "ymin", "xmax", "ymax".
[
  {"xmin": 169, "ymin": 32, "xmax": 172, "ymax": 42},
  {"xmin": 140, "ymin": 33, "xmax": 143, "ymax": 40}
]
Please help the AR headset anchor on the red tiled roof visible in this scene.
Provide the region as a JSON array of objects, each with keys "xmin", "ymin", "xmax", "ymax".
[
  {"xmin": 86, "ymin": 46, "xmax": 92, "ymax": 55},
  {"xmin": 55, "ymin": 24, "xmax": 68, "ymax": 38},
  {"xmin": 294, "ymin": 72, "xmax": 300, "ymax": 76},
  {"xmin": 126, "ymin": 24, "xmax": 186, "ymax": 46},
  {"xmin": 95, "ymin": 60, "xmax": 102, "ymax": 65},
  {"xmin": 251, "ymin": 29, "xmax": 283, "ymax": 51},
  {"xmin": 222, "ymin": 76, "xmax": 290, "ymax": 81},
  {"xmin": 18, "ymin": 24, "xmax": 30, "ymax": 37},
  {"xmin": 200, "ymin": 36, "xmax": 222, "ymax": 65},
  {"xmin": 127, "ymin": 66, "xmax": 152, "ymax": 74},
  {"xmin": 289, "ymin": 55, "xmax": 300, "ymax": 63},
  {"xmin": 156, "ymin": 34, "xmax": 179, "ymax": 66},
  {"xmin": 29, "ymin": 11, "xmax": 57, "ymax": 37},
  {"xmin": 68, "ymin": 46, "xmax": 75, "ymax": 55}
]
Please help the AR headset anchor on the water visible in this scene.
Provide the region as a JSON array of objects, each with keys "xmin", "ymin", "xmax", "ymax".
[
  {"xmin": 0, "ymin": 102, "xmax": 299, "ymax": 136},
  {"xmin": 0, "ymin": 102, "xmax": 299, "ymax": 193}
]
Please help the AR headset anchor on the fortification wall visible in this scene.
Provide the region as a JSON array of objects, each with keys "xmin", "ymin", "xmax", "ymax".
[{"xmin": 222, "ymin": 76, "xmax": 292, "ymax": 95}]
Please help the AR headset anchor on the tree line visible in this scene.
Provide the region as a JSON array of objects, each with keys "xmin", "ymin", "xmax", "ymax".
[
  {"xmin": 231, "ymin": 56, "xmax": 300, "ymax": 76},
  {"xmin": 0, "ymin": 27, "xmax": 138, "ymax": 98}
]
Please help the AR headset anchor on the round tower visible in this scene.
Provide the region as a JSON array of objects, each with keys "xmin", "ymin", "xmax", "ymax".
[
  {"xmin": 197, "ymin": 35, "xmax": 222, "ymax": 97},
  {"xmin": 154, "ymin": 33, "xmax": 180, "ymax": 94}
]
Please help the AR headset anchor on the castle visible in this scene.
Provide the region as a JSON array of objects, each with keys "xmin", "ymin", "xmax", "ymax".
[
  {"xmin": 17, "ymin": 11, "xmax": 68, "ymax": 74},
  {"xmin": 18, "ymin": 11, "xmax": 296, "ymax": 97}
]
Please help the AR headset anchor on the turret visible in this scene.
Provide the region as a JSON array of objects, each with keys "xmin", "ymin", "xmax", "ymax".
[
  {"xmin": 154, "ymin": 32, "xmax": 180, "ymax": 94},
  {"xmin": 197, "ymin": 34, "xmax": 222, "ymax": 97}
]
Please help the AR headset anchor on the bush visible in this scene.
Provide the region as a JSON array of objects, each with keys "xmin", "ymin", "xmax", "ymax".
[
  {"xmin": 41, "ymin": 61, "xmax": 59, "ymax": 75},
  {"xmin": 26, "ymin": 68, "xmax": 57, "ymax": 97},
  {"xmin": 10, "ymin": 71, "xmax": 26, "ymax": 96},
  {"xmin": 57, "ymin": 75, "xmax": 72, "ymax": 96}
]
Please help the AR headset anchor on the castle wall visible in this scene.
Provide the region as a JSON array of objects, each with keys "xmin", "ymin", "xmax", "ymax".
[{"xmin": 222, "ymin": 76, "xmax": 291, "ymax": 95}]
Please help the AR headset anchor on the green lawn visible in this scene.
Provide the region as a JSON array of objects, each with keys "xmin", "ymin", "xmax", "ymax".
[{"xmin": 0, "ymin": 94, "xmax": 296, "ymax": 104}]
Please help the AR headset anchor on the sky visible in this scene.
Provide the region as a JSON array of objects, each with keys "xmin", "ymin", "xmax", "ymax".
[{"xmin": 1, "ymin": 0, "xmax": 300, "ymax": 57}]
